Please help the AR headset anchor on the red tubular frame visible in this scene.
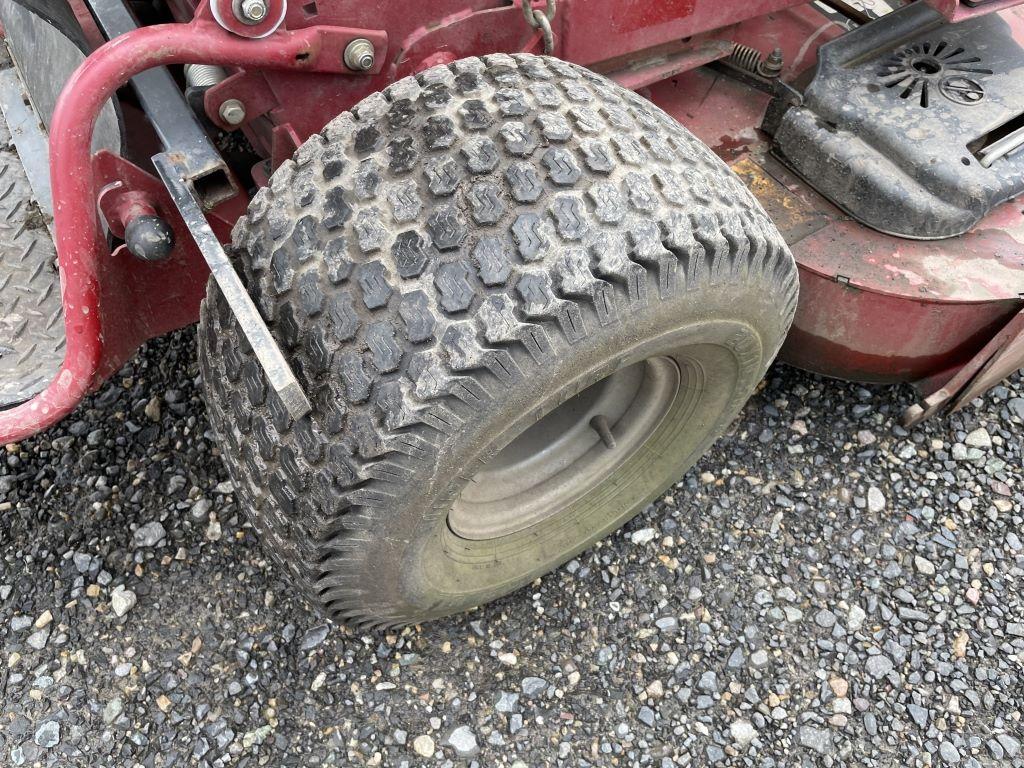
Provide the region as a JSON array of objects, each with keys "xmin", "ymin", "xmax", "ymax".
[{"xmin": 0, "ymin": 20, "xmax": 360, "ymax": 443}]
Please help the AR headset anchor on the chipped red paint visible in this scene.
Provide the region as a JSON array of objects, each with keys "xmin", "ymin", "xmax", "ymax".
[
  {"xmin": 927, "ymin": 0, "xmax": 1024, "ymax": 21},
  {"xmin": 780, "ymin": 273, "xmax": 1018, "ymax": 384}
]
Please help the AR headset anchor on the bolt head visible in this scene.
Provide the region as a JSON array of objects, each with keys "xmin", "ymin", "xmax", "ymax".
[
  {"xmin": 344, "ymin": 38, "xmax": 375, "ymax": 72},
  {"xmin": 238, "ymin": 0, "xmax": 267, "ymax": 23},
  {"xmin": 219, "ymin": 99, "xmax": 246, "ymax": 126}
]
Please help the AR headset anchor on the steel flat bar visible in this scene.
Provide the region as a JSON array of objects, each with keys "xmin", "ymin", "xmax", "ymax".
[
  {"xmin": 153, "ymin": 152, "xmax": 311, "ymax": 420},
  {"xmin": 0, "ymin": 64, "xmax": 53, "ymax": 220}
]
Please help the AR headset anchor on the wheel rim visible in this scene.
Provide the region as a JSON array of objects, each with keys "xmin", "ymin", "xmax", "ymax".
[{"xmin": 447, "ymin": 356, "xmax": 681, "ymax": 540}]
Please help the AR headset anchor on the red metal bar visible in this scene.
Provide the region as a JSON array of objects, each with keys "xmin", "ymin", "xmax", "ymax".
[
  {"xmin": 600, "ymin": 39, "xmax": 732, "ymax": 91},
  {"xmin": 0, "ymin": 20, "xmax": 366, "ymax": 443}
]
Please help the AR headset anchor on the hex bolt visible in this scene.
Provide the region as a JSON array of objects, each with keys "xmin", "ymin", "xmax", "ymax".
[
  {"xmin": 344, "ymin": 38, "xmax": 375, "ymax": 72},
  {"xmin": 758, "ymin": 47, "xmax": 784, "ymax": 79},
  {"xmin": 237, "ymin": 0, "xmax": 268, "ymax": 23},
  {"xmin": 219, "ymin": 99, "xmax": 246, "ymax": 126}
]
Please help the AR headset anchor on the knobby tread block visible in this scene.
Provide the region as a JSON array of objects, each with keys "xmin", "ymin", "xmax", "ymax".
[{"xmin": 199, "ymin": 54, "xmax": 799, "ymax": 627}]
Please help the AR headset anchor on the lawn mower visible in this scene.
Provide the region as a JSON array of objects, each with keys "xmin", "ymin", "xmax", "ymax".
[{"xmin": 0, "ymin": 0, "xmax": 1021, "ymax": 626}]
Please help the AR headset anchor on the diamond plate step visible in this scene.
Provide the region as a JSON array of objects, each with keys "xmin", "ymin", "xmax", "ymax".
[{"xmin": 0, "ymin": 53, "xmax": 63, "ymax": 408}]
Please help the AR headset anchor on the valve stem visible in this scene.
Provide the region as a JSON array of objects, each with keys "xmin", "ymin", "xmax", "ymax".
[{"xmin": 590, "ymin": 415, "xmax": 617, "ymax": 450}]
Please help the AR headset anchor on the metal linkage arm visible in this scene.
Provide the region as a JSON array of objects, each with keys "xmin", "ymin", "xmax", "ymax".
[
  {"xmin": 153, "ymin": 153, "xmax": 311, "ymax": 419},
  {"xmin": 87, "ymin": 0, "xmax": 237, "ymax": 206}
]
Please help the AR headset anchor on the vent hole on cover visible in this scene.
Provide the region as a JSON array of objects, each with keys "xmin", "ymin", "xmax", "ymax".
[{"xmin": 911, "ymin": 57, "xmax": 942, "ymax": 75}]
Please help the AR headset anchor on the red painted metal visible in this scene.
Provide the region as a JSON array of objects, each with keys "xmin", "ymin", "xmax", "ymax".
[
  {"xmin": 557, "ymin": 0, "xmax": 803, "ymax": 65},
  {"xmin": 193, "ymin": 0, "xmax": 389, "ymax": 72},
  {"xmin": 598, "ymin": 39, "xmax": 733, "ymax": 91},
  {"xmin": 928, "ymin": 0, "xmax": 1024, "ymax": 21},
  {"xmin": 780, "ymin": 267, "xmax": 1019, "ymax": 384},
  {"xmin": 204, "ymin": 70, "xmax": 279, "ymax": 133},
  {"xmin": 197, "ymin": 3, "xmax": 541, "ymax": 147},
  {"xmin": 90, "ymin": 152, "xmax": 213, "ymax": 382},
  {"xmin": 392, "ymin": 5, "xmax": 542, "ymax": 80},
  {"xmin": 777, "ymin": 200, "xmax": 1024, "ymax": 384},
  {"xmin": 66, "ymin": 0, "xmax": 107, "ymax": 50},
  {"xmin": 186, "ymin": 0, "xmax": 812, "ymax": 165},
  {"xmin": 99, "ymin": 189, "xmax": 161, "ymax": 239}
]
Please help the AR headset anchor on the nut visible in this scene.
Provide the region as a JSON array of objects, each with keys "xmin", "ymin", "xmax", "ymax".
[
  {"xmin": 343, "ymin": 38, "xmax": 375, "ymax": 72},
  {"xmin": 218, "ymin": 99, "xmax": 246, "ymax": 127},
  {"xmin": 237, "ymin": 0, "xmax": 267, "ymax": 23}
]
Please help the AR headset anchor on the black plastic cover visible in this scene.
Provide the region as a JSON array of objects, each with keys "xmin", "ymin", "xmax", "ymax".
[{"xmin": 773, "ymin": 1, "xmax": 1024, "ymax": 239}]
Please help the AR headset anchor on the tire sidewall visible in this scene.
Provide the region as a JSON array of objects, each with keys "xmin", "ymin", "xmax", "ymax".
[{"xmin": 369, "ymin": 281, "xmax": 779, "ymax": 618}]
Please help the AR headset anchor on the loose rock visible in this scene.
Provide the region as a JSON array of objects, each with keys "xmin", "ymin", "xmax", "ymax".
[
  {"xmin": 412, "ymin": 735, "xmax": 435, "ymax": 758},
  {"xmin": 445, "ymin": 726, "xmax": 479, "ymax": 758},
  {"xmin": 33, "ymin": 721, "xmax": 59, "ymax": 749},
  {"xmin": 133, "ymin": 521, "xmax": 166, "ymax": 548},
  {"xmin": 109, "ymin": 586, "xmax": 137, "ymax": 617}
]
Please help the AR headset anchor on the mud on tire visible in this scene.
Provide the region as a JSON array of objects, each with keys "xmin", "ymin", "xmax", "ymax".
[{"xmin": 198, "ymin": 54, "xmax": 799, "ymax": 627}]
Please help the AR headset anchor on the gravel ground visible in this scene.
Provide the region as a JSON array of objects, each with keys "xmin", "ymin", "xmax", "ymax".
[{"xmin": 1, "ymin": 328, "xmax": 1023, "ymax": 767}]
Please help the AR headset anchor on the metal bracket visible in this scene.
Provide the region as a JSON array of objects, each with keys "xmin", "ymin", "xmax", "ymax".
[
  {"xmin": 710, "ymin": 56, "xmax": 803, "ymax": 136},
  {"xmin": 153, "ymin": 153, "xmax": 311, "ymax": 420},
  {"xmin": 87, "ymin": 0, "xmax": 238, "ymax": 208},
  {"xmin": 711, "ymin": 58, "xmax": 803, "ymax": 107}
]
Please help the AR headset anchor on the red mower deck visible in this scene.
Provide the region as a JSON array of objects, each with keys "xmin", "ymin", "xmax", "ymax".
[{"xmin": 648, "ymin": 7, "xmax": 1024, "ymax": 422}]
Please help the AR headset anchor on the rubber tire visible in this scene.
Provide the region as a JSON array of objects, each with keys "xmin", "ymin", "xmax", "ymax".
[{"xmin": 198, "ymin": 54, "xmax": 798, "ymax": 627}]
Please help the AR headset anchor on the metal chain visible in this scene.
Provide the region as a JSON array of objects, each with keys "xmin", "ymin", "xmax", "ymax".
[{"xmin": 521, "ymin": 0, "xmax": 556, "ymax": 55}]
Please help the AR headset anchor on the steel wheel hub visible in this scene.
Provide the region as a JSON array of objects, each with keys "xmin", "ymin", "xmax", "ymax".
[{"xmin": 448, "ymin": 357, "xmax": 681, "ymax": 541}]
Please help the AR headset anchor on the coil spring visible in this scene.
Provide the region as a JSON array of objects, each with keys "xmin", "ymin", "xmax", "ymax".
[
  {"xmin": 730, "ymin": 43, "xmax": 763, "ymax": 75},
  {"xmin": 184, "ymin": 64, "xmax": 228, "ymax": 89}
]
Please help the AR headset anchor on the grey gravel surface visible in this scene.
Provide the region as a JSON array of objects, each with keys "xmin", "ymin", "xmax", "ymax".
[{"xmin": 1, "ymin": 328, "xmax": 1023, "ymax": 767}]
